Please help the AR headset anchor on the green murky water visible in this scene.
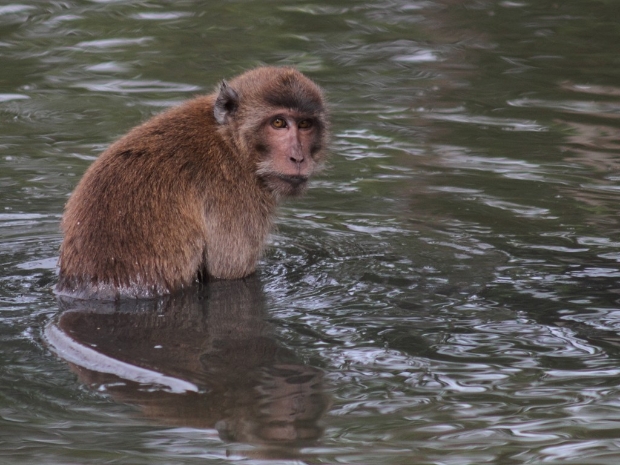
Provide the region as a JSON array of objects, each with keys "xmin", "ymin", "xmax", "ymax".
[{"xmin": 3, "ymin": 1, "xmax": 620, "ymax": 463}]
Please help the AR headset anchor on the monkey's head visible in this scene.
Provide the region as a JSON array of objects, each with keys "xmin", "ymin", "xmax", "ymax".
[{"xmin": 214, "ymin": 66, "xmax": 329, "ymax": 197}]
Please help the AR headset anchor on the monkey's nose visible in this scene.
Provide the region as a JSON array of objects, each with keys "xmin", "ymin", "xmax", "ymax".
[{"xmin": 289, "ymin": 152, "xmax": 305, "ymax": 165}]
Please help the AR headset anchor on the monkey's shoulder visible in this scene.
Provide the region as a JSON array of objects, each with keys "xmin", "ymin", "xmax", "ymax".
[{"xmin": 109, "ymin": 95, "xmax": 217, "ymax": 152}]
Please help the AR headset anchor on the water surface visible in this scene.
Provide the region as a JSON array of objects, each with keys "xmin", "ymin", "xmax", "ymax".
[{"xmin": 3, "ymin": 1, "xmax": 620, "ymax": 463}]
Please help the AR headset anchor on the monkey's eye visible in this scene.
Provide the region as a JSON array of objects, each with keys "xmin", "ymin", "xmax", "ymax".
[
  {"xmin": 271, "ymin": 117, "xmax": 287, "ymax": 129},
  {"xmin": 298, "ymin": 119, "xmax": 313, "ymax": 129}
]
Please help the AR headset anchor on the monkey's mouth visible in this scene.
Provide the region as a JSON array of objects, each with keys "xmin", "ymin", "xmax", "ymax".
[{"xmin": 276, "ymin": 175, "xmax": 308, "ymax": 188}]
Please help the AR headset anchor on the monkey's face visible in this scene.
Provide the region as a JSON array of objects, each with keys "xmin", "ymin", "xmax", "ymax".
[
  {"xmin": 254, "ymin": 110, "xmax": 324, "ymax": 197},
  {"xmin": 213, "ymin": 67, "xmax": 329, "ymax": 197}
]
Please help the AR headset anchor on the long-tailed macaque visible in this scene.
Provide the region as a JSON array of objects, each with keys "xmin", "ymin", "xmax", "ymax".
[{"xmin": 57, "ymin": 67, "xmax": 328, "ymax": 299}]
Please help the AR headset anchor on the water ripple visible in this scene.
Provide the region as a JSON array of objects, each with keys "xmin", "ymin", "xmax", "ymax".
[
  {"xmin": 508, "ymin": 98, "xmax": 620, "ymax": 118},
  {"xmin": 73, "ymin": 37, "xmax": 154, "ymax": 50},
  {"xmin": 71, "ymin": 79, "xmax": 201, "ymax": 94}
]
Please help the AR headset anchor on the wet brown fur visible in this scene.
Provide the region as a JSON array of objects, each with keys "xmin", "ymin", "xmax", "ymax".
[{"xmin": 57, "ymin": 67, "xmax": 328, "ymax": 299}]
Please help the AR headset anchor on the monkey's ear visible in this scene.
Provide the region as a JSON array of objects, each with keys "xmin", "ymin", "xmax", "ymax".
[{"xmin": 214, "ymin": 80, "xmax": 239, "ymax": 125}]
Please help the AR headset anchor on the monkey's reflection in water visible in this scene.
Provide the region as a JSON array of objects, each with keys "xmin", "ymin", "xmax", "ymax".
[{"xmin": 46, "ymin": 277, "xmax": 328, "ymax": 448}]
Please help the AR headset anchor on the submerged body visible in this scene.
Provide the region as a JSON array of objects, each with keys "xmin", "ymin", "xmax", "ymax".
[{"xmin": 57, "ymin": 67, "xmax": 328, "ymax": 299}]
